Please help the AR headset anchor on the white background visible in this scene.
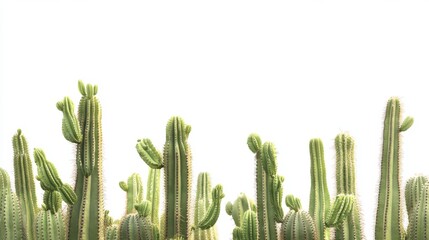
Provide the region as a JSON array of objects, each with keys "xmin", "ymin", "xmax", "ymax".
[{"xmin": 1, "ymin": 1, "xmax": 429, "ymax": 239}]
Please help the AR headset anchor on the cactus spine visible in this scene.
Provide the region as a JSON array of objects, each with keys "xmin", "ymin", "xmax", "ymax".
[
  {"xmin": 0, "ymin": 168, "xmax": 25, "ymax": 240},
  {"xmin": 193, "ymin": 172, "xmax": 218, "ymax": 239},
  {"xmin": 63, "ymin": 81, "xmax": 105, "ymax": 240},
  {"xmin": 375, "ymin": 98, "xmax": 413, "ymax": 240},
  {"xmin": 309, "ymin": 138, "xmax": 330, "ymax": 240},
  {"xmin": 280, "ymin": 195, "xmax": 317, "ymax": 240},
  {"xmin": 119, "ymin": 173, "xmax": 143, "ymax": 214},
  {"xmin": 12, "ymin": 129, "xmax": 38, "ymax": 240},
  {"xmin": 247, "ymin": 134, "xmax": 284, "ymax": 240},
  {"xmin": 335, "ymin": 133, "xmax": 363, "ymax": 240}
]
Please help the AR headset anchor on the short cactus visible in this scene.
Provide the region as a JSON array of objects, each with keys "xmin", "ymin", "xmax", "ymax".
[
  {"xmin": 280, "ymin": 195, "xmax": 317, "ymax": 240},
  {"xmin": 119, "ymin": 201, "xmax": 156, "ymax": 240},
  {"xmin": 375, "ymin": 98, "xmax": 413, "ymax": 240},
  {"xmin": 119, "ymin": 173, "xmax": 143, "ymax": 214},
  {"xmin": 193, "ymin": 172, "xmax": 218, "ymax": 239},
  {"xmin": 405, "ymin": 176, "xmax": 428, "ymax": 224}
]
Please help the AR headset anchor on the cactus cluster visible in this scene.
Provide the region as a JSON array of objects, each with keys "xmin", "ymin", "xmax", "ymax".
[{"xmin": 2, "ymin": 81, "xmax": 429, "ymax": 240}]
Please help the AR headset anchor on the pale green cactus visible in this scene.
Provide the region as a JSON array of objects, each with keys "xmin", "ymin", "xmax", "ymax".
[
  {"xmin": 247, "ymin": 134, "xmax": 284, "ymax": 240},
  {"xmin": 0, "ymin": 168, "xmax": 25, "ymax": 240},
  {"xmin": 325, "ymin": 194, "xmax": 355, "ymax": 229},
  {"xmin": 335, "ymin": 133, "xmax": 364, "ymax": 240},
  {"xmin": 406, "ymin": 183, "xmax": 429, "ymax": 240},
  {"xmin": 241, "ymin": 210, "xmax": 258, "ymax": 240},
  {"xmin": 146, "ymin": 168, "xmax": 160, "ymax": 226},
  {"xmin": 119, "ymin": 173, "xmax": 143, "ymax": 214},
  {"xmin": 12, "ymin": 129, "xmax": 38, "ymax": 240},
  {"xmin": 105, "ymin": 224, "xmax": 119, "ymax": 240},
  {"xmin": 119, "ymin": 201, "xmax": 156, "ymax": 240},
  {"xmin": 64, "ymin": 80, "xmax": 105, "ymax": 240},
  {"xmin": 196, "ymin": 184, "xmax": 224, "ymax": 230},
  {"xmin": 405, "ymin": 176, "xmax": 428, "ymax": 224},
  {"xmin": 280, "ymin": 195, "xmax": 317, "ymax": 240},
  {"xmin": 35, "ymin": 209, "xmax": 65, "ymax": 240},
  {"xmin": 225, "ymin": 193, "xmax": 256, "ymax": 228},
  {"xmin": 375, "ymin": 98, "xmax": 413, "ymax": 240},
  {"xmin": 56, "ymin": 96, "xmax": 82, "ymax": 144},
  {"xmin": 193, "ymin": 172, "xmax": 218, "ymax": 239}
]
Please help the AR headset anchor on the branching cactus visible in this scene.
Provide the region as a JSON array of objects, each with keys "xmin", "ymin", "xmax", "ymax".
[
  {"xmin": 12, "ymin": 129, "xmax": 38, "ymax": 240},
  {"xmin": 119, "ymin": 173, "xmax": 143, "ymax": 214},
  {"xmin": 309, "ymin": 138, "xmax": 331, "ymax": 240},
  {"xmin": 247, "ymin": 134, "xmax": 284, "ymax": 240},
  {"xmin": 280, "ymin": 194, "xmax": 317, "ymax": 240},
  {"xmin": 59, "ymin": 81, "xmax": 105, "ymax": 240},
  {"xmin": 407, "ymin": 182, "xmax": 429, "ymax": 240},
  {"xmin": 375, "ymin": 97, "xmax": 413, "ymax": 240},
  {"xmin": 196, "ymin": 184, "xmax": 224, "ymax": 231},
  {"xmin": 119, "ymin": 200, "xmax": 156, "ymax": 240},
  {"xmin": 193, "ymin": 172, "xmax": 218, "ymax": 239},
  {"xmin": 136, "ymin": 116, "xmax": 192, "ymax": 239},
  {"xmin": 335, "ymin": 133, "xmax": 364, "ymax": 240},
  {"xmin": 226, "ymin": 193, "xmax": 257, "ymax": 240},
  {"xmin": 0, "ymin": 168, "xmax": 25, "ymax": 240}
]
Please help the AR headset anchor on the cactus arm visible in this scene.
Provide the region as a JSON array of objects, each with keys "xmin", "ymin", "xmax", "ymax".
[
  {"xmin": 309, "ymin": 138, "xmax": 331, "ymax": 240},
  {"xmin": 56, "ymin": 96, "xmax": 82, "ymax": 143},
  {"xmin": 146, "ymin": 168, "xmax": 161, "ymax": 226},
  {"xmin": 325, "ymin": 194, "xmax": 355, "ymax": 228},
  {"xmin": 12, "ymin": 129, "xmax": 38, "ymax": 240},
  {"xmin": 375, "ymin": 98, "xmax": 412, "ymax": 240},
  {"xmin": 197, "ymin": 184, "xmax": 225, "ymax": 230},
  {"xmin": 136, "ymin": 139, "xmax": 164, "ymax": 169}
]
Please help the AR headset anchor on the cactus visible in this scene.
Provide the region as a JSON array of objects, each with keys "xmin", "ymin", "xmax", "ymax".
[
  {"xmin": 105, "ymin": 225, "xmax": 119, "ymax": 240},
  {"xmin": 406, "ymin": 182, "xmax": 429, "ymax": 240},
  {"xmin": 325, "ymin": 194, "xmax": 355, "ymax": 229},
  {"xmin": 0, "ymin": 168, "xmax": 25, "ymax": 240},
  {"xmin": 280, "ymin": 195, "xmax": 317, "ymax": 240},
  {"xmin": 119, "ymin": 201, "xmax": 155, "ymax": 240},
  {"xmin": 193, "ymin": 172, "xmax": 218, "ymax": 239},
  {"xmin": 335, "ymin": 133, "xmax": 364, "ymax": 240},
  {"xmin": 375, "ymin": 98, "xmax": 413, "ymax": 240},
  {"xmin": 309, "ymin": 138, "xmax": 331, "ymax": 240},
  {"xmin": 63, "ymin": 81, "xmax": 105, "ymax": 240},
  {"xmin": 247, "ymin": 134, "xmax": 284, "ymax": 240},
  {"xmin": 405, "ymin": 176, "xmax": 428, "ymax": 224},
  {"xmin": 197, "ymin": 184, "xmax": 224, "ymax": 230},
  {"xmin": 12, "ymin": 129, "xmax": 38, "ymax": 240},
  {"xmin": 137, "ymin": 116, "xmax": 192, "ymax": 239},
  {"xmin": 241, "ymin": 210, "xmax": 258, "ymax": 240},
  {"xmin": 225, "ymin": 193, "xmax": 256, "ymax": 228},
  {"xmin": 35, "ymin": 209, "xmax": 65, "ymax": 240},
  {"xmin": 119, "ymin": 173, "xmax": 143, "ymax": 214},
  {"xmin": 146, "ymin": 168, "xmax": 160, "ymax": 226}
]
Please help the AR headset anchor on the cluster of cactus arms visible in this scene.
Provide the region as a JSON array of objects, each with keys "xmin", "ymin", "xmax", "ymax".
[{"xmin": 4, "ymin": 82, "xmax": 429, "ymax": 240}]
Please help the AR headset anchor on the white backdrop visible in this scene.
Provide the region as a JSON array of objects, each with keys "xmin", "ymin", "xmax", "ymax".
[{"xmin": 2, "ymin": 1, "xmax": 429, "ymax": 239}]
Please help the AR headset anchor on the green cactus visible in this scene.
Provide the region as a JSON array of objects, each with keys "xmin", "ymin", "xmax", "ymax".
[
  {"xmin": 56, "ymin": 96, "xmax": 82, "ymax": 144},
  {"xmin": 105, "ymin": 224, "xmax": 119, "ymax": 240},
  {"xmin": 325, "ymin": 194, "xmax": 355, "ymax": 229},
  {"xmin": 12, "ymin": 129, "xmax": 38, "ymax": 240},
  {"xmin": 225, "ymin": 193, "xmax": 256, "ymax": 228},
  {"xmin": 405, "ymin": 176, "xmax": 428, "ymax": 224},
  {"xmin": 247, "ymin": 134, "xmax": 284, "ymax": 240},
  {"xmin": 193, "ymin": 172, "xmax": 218, "ymax": 239},
  {"xmin": 406, "ymin": 182, "xmax": 429, "ymax": 240},
  {"xmin": 335, "ymin": 133, "xmax": 364, "ymax": 240},
  {"xmin": 0, "ymin": 168, "xmax": 25, "ymax": 240},
  {"xmin": 375, "ymin": 98, "xmax": 413, "ymax": 240},
  {"xmin": 119, "ymin": 201, "xmax": 155, "ymax": 240},
  {"xmin": 137, "ymin": 116, "xmax": 192, "ymax": 239},
  {"xmin": 309, "ymin": 138, "xmax": 331, "ymax": 240},
  {"xmin": 146, "ymin": 168, "xmax": 160, "ymax": 226},
  {"xmin": 241, "ymin": 210, "xmax": 258, "ymax": 240},
  {"xmin": 63, "ymin": 81, "xmax": 104, "ymax": 239},
  {"xmin": 197, "ymin": 184, "xmax": 224, "ymax": 231},
  {"xmin": 119, "ymin": 173, "xmax": 143, "ymax": 214},
  {"xmin": 280, "ymin": 195, "xmax": 317, "ymax": 240},
  {"xmin": 35, "ymin": 190, "xmax": 66, "ymax": 240}
]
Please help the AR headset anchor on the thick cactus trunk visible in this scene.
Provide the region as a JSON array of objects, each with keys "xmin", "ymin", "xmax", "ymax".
[{"xmin": 13, "ymin": 129, "xmax": 38, "ymax": 240}]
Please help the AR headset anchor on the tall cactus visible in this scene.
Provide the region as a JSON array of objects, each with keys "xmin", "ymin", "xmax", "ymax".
[
  {"xmin": 137, "ymin": 116, "xmax": 192, "ymax": 239},
  {"xmin": 375, "ymin": 98, "xmax": 413, "ymax": 240},
  {"xmin": 335, "ymin": 133, "xmax": 363, "ymax": 240},
  {"xmin": 193, "ymin": 172, "xmax": 218, "ymax": 239},
  {"xmin": 0, "ymin": 168, "xmax": 25, "ymax": 240},
  {"xmin": 119, "ymin": 173, "xmax": 143, "ymax": 214},
  {"xmin": 247, "ymin": 134, "xmax": 284, "ymax": 240},
  {"xmin": 12, "ymin": 129, "xmax": 38, "ymax": 240},
  {"xmin": 146, "ymin": 168, "xmax": 160, "ymax": 226},
  {"xmin": 280, "ymin": 195, "xmax": 317, "ymax": 240},
  {"xmin": 61, "ymin": 80, "xmax": 105, "ymax": 240},
  {"xmin": 309, "ymin": 138, "xmax": 330, "ymax": 240}
]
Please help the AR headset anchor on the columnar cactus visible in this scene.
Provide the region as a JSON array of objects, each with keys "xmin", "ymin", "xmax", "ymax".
[
  {"xmin": 119, "ymin": 201, "xmax": 155, "ymax": 240},
  {"xmin": 406, "ymin": 182, "xmax": 429, "ymax": 240},
  {"xmin": 0, "ymin": 168, "xmax": 25, "ymax": 240},
  {"xmin": 335, "ymin": 133, "xmax": 364, "ymax": 240},
  {"xmin": 196, "ymin": 184, "xmax": 225, "ymax": 231},
  {"xmin": 309, "ymin": 138, "xmax": 331, "ymax": 240},
  {"xmin": 119, "ymin": 173, "xmax": 143, "ymax": 214},
  {"xmin": 375, "ymin": 97, "xmax": 413, "ymax": 240},
  {"xmin": 105, "ymin": 225, "xmax": 119, "ymax": 240},
  {"xmin": 36, "ymin": 209, "xmax": 65, "ymax": 240},
  {"xmin": 241, "ymin": 210, "xmax": 258, "ymax": 240},
  {"xmin": 405, "ymin": 176, "xmax": 428, "ymax": 224},
  {"xmin": 146, "ymin": 168, "xmax": 160, "ymax": 226},
  {"xmin": 225, "ymin": 193, "xmax": 256, "ymax": 229},
  {"xmin": 280, "ymin": 195, "xmax": 317, "ymax": 240},
  {"xmin": 193, "ymin": 172, "xmax": 218, "ymax": 239},
  {"xmin": 137, "ymin": 116, "xmax": 192, "ymax": 239},
  {"xmin": 61, "ymin": 80, "xmax": 105, "ymax": 240},
  {"xmin": 247, "ymin": 134, "xmax": 284, "ymax": 240},
  {"xmin": 12, "ymin": 129, "xmax": 38, "ymax": 240}
]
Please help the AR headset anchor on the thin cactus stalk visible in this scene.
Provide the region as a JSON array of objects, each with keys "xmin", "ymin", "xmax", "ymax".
[
  {"xmin": 193, "ymin": 172, "xmax": 217, "ymax": 240},
  {"xmin": 12, "ymin": 129, "xmax": 38, "ymax": 240},
  {"xmin": 280, "ymin": 195, "xmax": 317, "ymax": 240},
  {"xmin": 137, "ymin": 116, "xmax": 192, "ymax": 239},
  {"xmin": 119, "ymin": 173, "xmax": 143, "ymax": 214},
  {"xmin": 407, "ymin": 182, "xmax": 429, "ymax": 240},
  {"xmin": 247, "ymin": 134, "xmax": 284, "ymax": 240},
  {"xmin": 64, "ymin": 80, "xmax": 105, "ymax": 240},
  {"xmin": 375, "ymin": 98, "xmax": 413, "ymax": 240},
  {"xmin": 335, "ymin": 133, "xmax": 364, "ymax": 240},
  {"xmin": 0, "ymin": 168, "xmax": 25, "ymax": 240},
  {"xmin": 146, "ymin": 168, "xmax": 160, "ymax": 226},
  {"xmin": 405, "ymin": 176, "xmax": 428, "ymax": 224},
  {"xmin": 309, "ymin": 138, "xmax": 330, "ymax": 240}
]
